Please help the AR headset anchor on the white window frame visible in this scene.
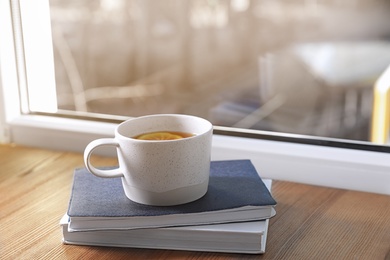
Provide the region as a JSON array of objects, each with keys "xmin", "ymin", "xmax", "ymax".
[{"xmin": 1, "ymin": 0, "xmax": 390, "ymax": 195}]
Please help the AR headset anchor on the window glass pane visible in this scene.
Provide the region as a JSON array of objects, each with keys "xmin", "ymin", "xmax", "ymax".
[{"xmin": 48, "ymin": 0, "xmax": 390, "ymax": 142}]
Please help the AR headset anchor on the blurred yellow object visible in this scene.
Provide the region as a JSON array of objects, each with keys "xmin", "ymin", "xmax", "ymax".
[{"xmin": 371, "ymin": 65, "xmax": 390, "ymax": 144}]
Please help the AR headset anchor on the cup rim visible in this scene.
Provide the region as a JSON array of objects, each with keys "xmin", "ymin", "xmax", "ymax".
[{"xmin": 115, "ymin": 114, "xmax": 213, "ymax": 142}]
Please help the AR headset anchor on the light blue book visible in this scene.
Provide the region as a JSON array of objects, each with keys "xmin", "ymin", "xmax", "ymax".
[{"xmin": 61, "ymin": 179, "xmax": 273, "ymax": 254}]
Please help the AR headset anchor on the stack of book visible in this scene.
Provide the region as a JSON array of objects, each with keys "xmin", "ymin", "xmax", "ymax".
[{"xmin": 60, "ymin": 159, "xmax": 277, "ymax": 254}]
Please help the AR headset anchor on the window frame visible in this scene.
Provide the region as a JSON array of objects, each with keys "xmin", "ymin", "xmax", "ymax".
[{"xmin": 1, "ymin": 0, "xmax": 390, "ymax": 195}]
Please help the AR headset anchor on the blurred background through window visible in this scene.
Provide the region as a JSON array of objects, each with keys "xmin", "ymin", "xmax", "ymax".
[{"xmin": 49, "ymin": 0, "xmax": 390, "ymax": 142}]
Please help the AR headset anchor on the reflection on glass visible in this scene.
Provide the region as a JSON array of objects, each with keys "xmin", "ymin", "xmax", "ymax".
[{"xmin": 49, "ymin": 0, "xmax": 390, "ymax": 142}]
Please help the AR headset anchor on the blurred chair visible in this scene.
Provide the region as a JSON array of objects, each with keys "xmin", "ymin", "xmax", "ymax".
[{"xmin": 370, "ymin": 65, "xmax": 390, "ymax": 144}]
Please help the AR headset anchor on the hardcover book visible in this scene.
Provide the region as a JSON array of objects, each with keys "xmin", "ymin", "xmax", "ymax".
[
  {"xmin": 61, "ymin": 179, "xmax": 274, "ymax": 254},
  {"xmin": 67, "ymin": 160, "xmax": 276, "ymax": 231},
  {"xmin": 61, "ymin": 216, "xmax": 270, "ymax": 254}
]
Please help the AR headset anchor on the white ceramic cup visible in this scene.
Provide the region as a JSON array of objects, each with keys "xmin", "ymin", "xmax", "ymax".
[{"xmin": 84, "ymin": 114, "xmax": 213, "ymax": 206}]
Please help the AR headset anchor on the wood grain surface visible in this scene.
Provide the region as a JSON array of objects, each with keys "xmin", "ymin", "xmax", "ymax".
[{"xmin": 1, "ymin": 144, "xmax": 389, "ymax": 259}]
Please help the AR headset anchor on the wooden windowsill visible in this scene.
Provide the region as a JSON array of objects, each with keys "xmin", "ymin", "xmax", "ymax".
[{"xmin": 1, "ymin": 144, "xmax": 389, "ymax": 259}]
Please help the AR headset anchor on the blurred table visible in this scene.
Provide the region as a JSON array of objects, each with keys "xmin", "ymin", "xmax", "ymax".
[
  {"xmin": 254, "ymin": 41, "xmax": 390, "ymax": 139},
  {"xmin": 1, "ymin": 144, "xmax": 389, "ymax": 259},
  {"xmin": 294, "ymin": 41, "xmax": 390, "ymax": 87}
]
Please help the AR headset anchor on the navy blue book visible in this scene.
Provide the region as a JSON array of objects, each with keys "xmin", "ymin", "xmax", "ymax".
[{"xmin": 67, "ymin": 160, "xmax": 276, "ymax": 231}]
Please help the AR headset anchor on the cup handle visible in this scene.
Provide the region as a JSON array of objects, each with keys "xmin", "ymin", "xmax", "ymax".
[{"xmin": 84, "ymin": 138, "xmax": 124, "ymax": 178}]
